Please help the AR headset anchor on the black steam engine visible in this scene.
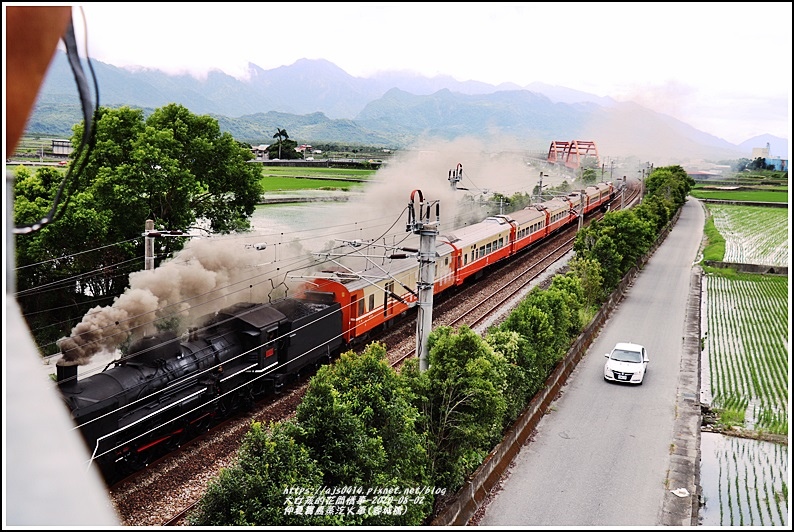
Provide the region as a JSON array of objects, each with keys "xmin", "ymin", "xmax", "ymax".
[{"xmin": 57, "ymin": 295, "xmax": 343, "ymax": 484}]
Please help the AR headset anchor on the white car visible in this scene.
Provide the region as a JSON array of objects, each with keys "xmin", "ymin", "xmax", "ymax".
[{"xmin": 604, "ymin": 342, "xmax": 649, "ymax": 384}]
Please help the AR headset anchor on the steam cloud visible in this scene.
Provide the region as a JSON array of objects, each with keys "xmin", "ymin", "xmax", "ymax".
[{"xmin": 56, "ymin": 237, "xmax": 302, "ymax": 365}]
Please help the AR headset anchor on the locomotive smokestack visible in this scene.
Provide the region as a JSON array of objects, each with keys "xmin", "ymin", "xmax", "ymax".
[{"xmin": 56, "ymin": 362, "xmax": 79, "ymax": 390}]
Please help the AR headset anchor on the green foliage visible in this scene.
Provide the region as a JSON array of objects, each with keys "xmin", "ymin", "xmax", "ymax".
[
  {"xmin": 13, "ymin": 104, "xmax": 264, "ymax": 354},
  {"xmin": 296, "ymin": 343, "xmax": 431, "ymax": 525},
  {"xmin": 499, "ymin": 297, "xmax": 557, "ymax": 370},
  {"xmin": 268, "ymin": 128, "xmax": 302, "ymax": 160},
  {"xmin": 581, "ymin": 167, "xmax": 597, "ymax": 184},
  {"xmin": 402, "ymin": 326, "xmax": 507, "ymax": 491},
  {"xmin": 508, "ymin": 191, "xmax": 533, "ymax": 210},
  {"xmin": 188, "ymin": 421, "xmax": 340, "ymax": 526},
  {"xmin": 644, "ymin": 165, "xmax": 695, "ymax": 210},
  {"xmin": 574, "ymin": 229, "xmax": 623, "ymax": 293},
  {"xmin": 548, "ymin": 274, "xmax": 585, "ymax": 338},
  {"xmin": 567, "ymin": 256, "xmax": 603, "ymax": 307},
  {"xmin": 634, "ymin": 194, "xmax": 672, "ymax": 233},
  {"xmin": 484, "ymin": 329, "xmax": 544, "ymax": 425},
  {"xmin": 702, "ymin": 213, "xmax": 726, "ymax": 262}
]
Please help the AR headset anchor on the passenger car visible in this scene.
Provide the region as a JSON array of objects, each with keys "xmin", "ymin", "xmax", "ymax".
[{"xmin": 603, "ymin": 342, "xmax": 649, "ymax": 384}]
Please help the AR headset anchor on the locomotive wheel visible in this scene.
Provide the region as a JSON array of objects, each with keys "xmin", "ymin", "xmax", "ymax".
[
  {"xmin": 165, "ymin": 423, "xmax": 188, "ymax": 451},
  {"xmin": 120, "ymin": 449, "xmax": 151, "ymax": 475}
]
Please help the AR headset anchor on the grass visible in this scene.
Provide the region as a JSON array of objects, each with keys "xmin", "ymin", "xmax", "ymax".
[{"xmin": 702, "ymin": 214, "xmax": 726, "ymax": 262}]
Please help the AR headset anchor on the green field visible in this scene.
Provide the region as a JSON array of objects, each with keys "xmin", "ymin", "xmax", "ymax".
[
  {"xmin": 690, "ymin": 189, "xmax": 789, "ymax": 202},
  {"xmin": 259, "ymin": 166, "xmax": 377, "ymax": 180},
  {"xmin": 259, "ymin": 175, "xmax": 366, "ymax": 191}
]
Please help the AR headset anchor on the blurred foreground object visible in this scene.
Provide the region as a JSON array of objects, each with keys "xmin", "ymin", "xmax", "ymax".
[{"xmin": 4, "ymin": 5, "xmax": 120, "ymax": 525}]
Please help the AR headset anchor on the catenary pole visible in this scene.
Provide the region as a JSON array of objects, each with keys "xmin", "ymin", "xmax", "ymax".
[{"xmin": 406, "ymin": 190, "xmax": 439, "ymax": 372}]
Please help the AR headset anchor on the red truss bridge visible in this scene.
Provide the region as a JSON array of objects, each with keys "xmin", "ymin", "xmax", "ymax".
[{"xmin": 547, "ymin": 140, "xmax": 599, "ymax": 170}]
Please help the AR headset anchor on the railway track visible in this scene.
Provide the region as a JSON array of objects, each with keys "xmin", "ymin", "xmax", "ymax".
[{"xmin": 110, "ymin": 181, "xmax": 641, "ymax": 526}]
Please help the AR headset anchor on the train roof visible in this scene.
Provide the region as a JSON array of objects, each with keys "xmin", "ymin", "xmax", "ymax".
[
  {"xmin": 506, "ymin": 204, "xmax": 547, "ymax": 225},
  {"xmin": 441, "ymin": 215, "xmax": 512, "ymax": 249}
]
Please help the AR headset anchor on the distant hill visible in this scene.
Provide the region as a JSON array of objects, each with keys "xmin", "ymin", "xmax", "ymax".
[{"xmin": 28, "ymin": 51, "xmax": 786, "ymax": 164}]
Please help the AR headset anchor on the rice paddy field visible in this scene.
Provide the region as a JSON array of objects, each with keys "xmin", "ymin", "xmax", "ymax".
[
  {"xmin": 700, "ymin": 432, "xmax": 788, "ymax": 526},
  {"xmin": 699, "ymin": 202, "xmax": 789, "ymax": 526},
  {"xmin": 706, "ymin": 204, "xmax": 789, "ymax": 266}
]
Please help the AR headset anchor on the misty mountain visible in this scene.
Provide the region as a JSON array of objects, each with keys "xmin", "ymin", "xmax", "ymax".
[{"xmin": 29, "ymin": 51, "xmax": 787, "ymax": 163}]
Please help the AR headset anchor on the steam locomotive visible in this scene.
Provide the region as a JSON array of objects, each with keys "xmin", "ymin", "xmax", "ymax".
[
  {"xmin": 57, "ymin": 296, "xmax": 343, "ymax": 483},
  {"xmin": 56, "ymin": 181, "xmax": 616, "ymax": 483}
]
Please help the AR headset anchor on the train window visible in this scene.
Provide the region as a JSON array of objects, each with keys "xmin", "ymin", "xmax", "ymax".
[
  {"xmin": 368, "ymin": 294, "xmax": 375, "ymax": 312},
  {"xmin": 485, "ymin": 243, "xmax": 491, "ymax": 254},
  {"xmin": 445, "ymin": 257, "xmax": 449, "ymax": 266},
  {"xmin": 464, "ymin": 254, "xmax": 468, "ymax": 265},
  {"xmin": 498, "ymin": 237, "xmax": 503, "ymax": 247},
  {"xmin": 357, "ymin": 299, "xmax": 365, "ymax": 316}
]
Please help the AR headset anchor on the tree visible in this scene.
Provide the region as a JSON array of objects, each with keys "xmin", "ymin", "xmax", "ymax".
[
  {"xmin": 272, "ymin": 128, "xmax": 288, "ymax": 159},
  {"xmin": 402, "ymin": 326, "xmax": 507, "ymax": 491},
  {"xmin": 267, "ymin": 129, "xmax": 300, "ymax": 160},
  {"xmin": 644, "ymin": 165, "xmax": 694, "ymax": 210},
  {"xmin": 485, "ymin": 329, "xmax": 543, "ymax": 426},
  {"xmin": 295, "ymin": 343, "xmax": 431, "ymax": 525},
  {"xmin": 188, "ymin": 421, "xmax": 341, "ymax": 526},
  {"xmin": 13, "ymin": 104, "xmax": 264, "ymax": 353},
  {"xmin": 567, "ymin": 256, "xmax": 603, "ymax": 308}
]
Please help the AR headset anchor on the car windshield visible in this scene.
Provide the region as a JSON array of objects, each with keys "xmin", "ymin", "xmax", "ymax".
[{"xmin": 611, "ymin": 349, "xmax": 642, "ymax": 363}]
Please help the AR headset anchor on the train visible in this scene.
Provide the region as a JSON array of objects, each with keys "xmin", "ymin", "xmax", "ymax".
[{"xmin": 56, "ymin": 180, "xmax": 616, "ymax": 483}]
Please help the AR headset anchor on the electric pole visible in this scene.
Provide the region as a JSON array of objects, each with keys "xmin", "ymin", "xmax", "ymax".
[
  {"xmin": 406, "ymin": 190, "xmax": 439, "ymax": 372},
  {"xmin": 145, "ymin": 219, "xmax": 155, "ymax": 271},
  {"xmin": 143, "ymin": 219, "xmax": 186, "ymax": 270}
]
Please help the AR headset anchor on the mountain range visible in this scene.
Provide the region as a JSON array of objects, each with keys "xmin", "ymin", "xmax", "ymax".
[{"xmin": 28, "ymin": 51, "xmax": 787, "ymax": 165}]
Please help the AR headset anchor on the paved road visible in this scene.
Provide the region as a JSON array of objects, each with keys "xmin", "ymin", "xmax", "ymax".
[{"xmin": 480, "ymin": 198, "xmax": 705, "ymax": 526}]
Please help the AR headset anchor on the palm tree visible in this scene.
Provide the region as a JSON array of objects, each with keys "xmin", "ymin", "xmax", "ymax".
[{"xmin": 272, "ymin": 128, "xmax": 288, "ymax": 159}]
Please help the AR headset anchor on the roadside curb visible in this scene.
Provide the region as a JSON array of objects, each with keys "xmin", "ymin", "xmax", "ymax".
[{"xmin": 659, "ymin": 266, "xmax": 703, "ymax": 525}]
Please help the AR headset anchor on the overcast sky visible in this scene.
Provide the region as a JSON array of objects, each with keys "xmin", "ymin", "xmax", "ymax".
[{"xmin": 31, "ymin": 2, "xmax": 794, "ymax": 145}]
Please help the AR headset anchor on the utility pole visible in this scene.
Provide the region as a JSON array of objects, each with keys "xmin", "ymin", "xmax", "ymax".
[
  {"xmin": 621, "ymin": 176, "xmax": 626, "ymax": 210},
  {"xmin": 145, "ymin": 219, "xmax": 155, "ymax": 270},
  {"xmin": 537, "ymin": 172, "xmax": 546, "ymax": 203},
  {"xmin": 406, "ymin": 190, "xmax": 439, "ymax": 372},
  {"xmin": 578, "ymin": 190, "xmax": 585, "ymax": 231},
  {"xmin": 143, "ymin": 219, "xmax": 186, "ymax": 270}
]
